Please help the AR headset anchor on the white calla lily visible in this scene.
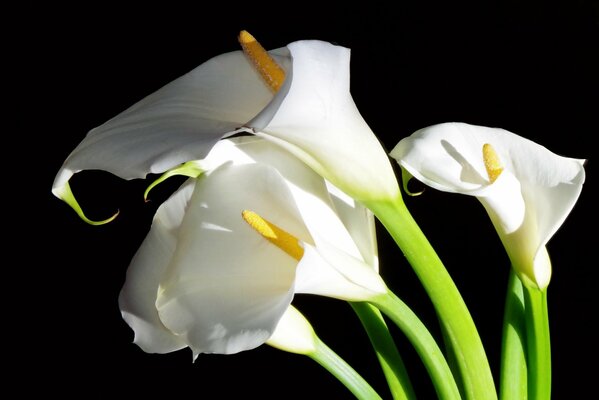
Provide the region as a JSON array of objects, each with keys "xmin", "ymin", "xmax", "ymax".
[
  {"xmin": 390, "ymin": 122, "xmax": 586, "ymax": 290},
  {"xmin": 247, "ymin": 39, "xmax": 399, "ymax": 202},
  {"xmin": 52, "ymin": 34, "xmax": 398, "ymax": 223},
  {"xmin": 119, "ymin": 137, "xmax": 386, "ymax": 357}
]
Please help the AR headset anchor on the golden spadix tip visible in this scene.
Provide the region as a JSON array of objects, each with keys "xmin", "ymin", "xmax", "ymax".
[
  {"xmin": 483, "ymin": 143, "xmax": 504, "ymax": 183},
  {"xmin": 242, "ymin": 210, "xmax": 304, "ymax": 261},
  {"xmin": 238, "ymin": 30, "xmax": 286, "ymax": 93},
  {"xmin": 239, "ymin": 30, "xmax": 256, "ymax": 44}
]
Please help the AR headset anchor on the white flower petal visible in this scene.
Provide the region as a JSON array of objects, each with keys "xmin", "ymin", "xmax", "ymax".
[
  {"xmin": 509, "ymin": 153, "xmax": 585, "ymax": 257},
  {"xmin": 325, "ymin": 181, "xmax": 379, "ymax": 271},
  {"xmin": 295, "ymin": 242, "xmax": 387, "ymax": 301},
  {"xmin": 52, "ymin": 48, "xmax": 290, "ymax": 194},
  {"xmin": 390, "ymin": 123, "xmax": 491, "ymax": 193},
  {"xmin": 249, "ymin": 40, "xmax": 399, "ymax": 202},
  {"xmin": 478, "ymin": 171, "xmax": 525, "ymax": 234},
  {"xmin": 155, "ymin": 163, "xmax": 308, "ymax": 355},
  {"xmin": 266, "ymin": 305, "xmax": 317, "ymax": 355},
  {"xmin": 118, "ymin": 179, "xmax": 196, "ymax": 353}
]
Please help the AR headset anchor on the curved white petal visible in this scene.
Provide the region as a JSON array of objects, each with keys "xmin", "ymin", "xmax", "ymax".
[
  {"xmin": 478, "ymin": 171, "xmax": 525, "ymax": 234},
  {"xmin": 52, "ymin": 48, "xmax": 290, "ymax": 195},
  {"xmin": 266, "ymin": 305, "xmax": 317, "ymax": 355},
  {"xmin": 118, "ymin": 179, "xmax": 196, "ymax": 353},
  {"xmin": 391, "ymin": 122, "xmax": 585, "ymax": 288},
  {"xmin": 295, "ymin": 241, "xmax": 387, "ymax": 301},
  {"xmin": 325, "ymin": 181, "xmax": 379, "ymax": 271},
  {"xmin": 248, "ymin": 40, "xmax": 399, "ymax": 202},
  {"xmin": 390, "ymin": 123, "xmax": 492, "ymax": 193},
  {"xmin": 155, "ymin": 163, "xmax": 309, "ymax": 356}
]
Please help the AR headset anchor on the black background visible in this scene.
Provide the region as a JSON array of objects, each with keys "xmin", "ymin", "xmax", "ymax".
[{"xmin": 22, "ymin": 1, "xmax": 598, "ymax": 398}]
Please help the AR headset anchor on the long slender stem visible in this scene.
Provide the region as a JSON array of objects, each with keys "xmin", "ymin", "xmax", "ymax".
[
  {"xmin": 371, "ymin": 291, "xmax": 462, "ymax": 400},
  {"xmin": 365, "ymin": 196, "xmax": 496, "ymax": 400},
  {"xmin": 437, "ymin": 315, "xmax": 466, "ymax": 397},
  {"xmin": 309, "ymin": 335, "xmax": 383, "ymax": 400},
  {"xmin": 499, "ymin": 269, "xmax": 527, "ymax": 400},
  {"xmin": 523, "ymin": 285, "xmax": 551, "ymax": 400},
  {"xmin": 351, "ymin": 302, "xmax": 417, "ymax": 400}
]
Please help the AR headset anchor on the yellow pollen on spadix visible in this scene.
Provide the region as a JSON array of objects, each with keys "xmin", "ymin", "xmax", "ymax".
[
  {"xmin": 238, "ymin": 30, "xmax": 286, "ymax": 92},
  {"xmin": 242, "ymin": 210, "xmax": 304, "ymax": 261},
  {"xmin": 482, "ymin": 143, "xmax": 504, "ymax": 183}
]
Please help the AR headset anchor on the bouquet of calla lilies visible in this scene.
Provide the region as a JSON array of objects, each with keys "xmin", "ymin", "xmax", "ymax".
[{"xmin": 52, "ymin": 31, "xmax": 586, "ymax": 400}]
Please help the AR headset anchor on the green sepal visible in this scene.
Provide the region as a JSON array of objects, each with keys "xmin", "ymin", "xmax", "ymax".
[
  {"xmin": 400, "ymin": 168, "xmax": 424, "ymax": 196},
  {"xmin": 144, "ymin": 161, "xmax": 205, "ymax": 201},
  {"xmin": 56, "ymin": 181, "xmax": 119, "ymax": 225}
]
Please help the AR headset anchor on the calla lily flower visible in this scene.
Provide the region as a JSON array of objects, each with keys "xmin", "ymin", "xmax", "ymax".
[
  {"xmin": 52, "ymin": 33, "xmax": 398, "ymax": 223},
  {"xmin": 119, "ymin": 137, "xmax": 386, "ymax": 357},
  {"xmin": 390, "ymin": 122, "xmax": 585, "ymax": 290}
]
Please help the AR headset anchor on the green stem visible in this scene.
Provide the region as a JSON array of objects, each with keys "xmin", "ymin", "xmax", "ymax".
[
  {"xmin": 437, "ymin": 315, "xmax": 466, "ymax": 398},
  {"xmin": 351, "ymin": 302, "xmax": 417, "ymax": 400},
  {"xmin": 371, "ymin": 291, "xmax": 462, "ymax": 400},
  {"xmin": 309, "ymin": 335, "xmax": 383, "ymax": 400},
  {"xmin": 365, "ymin": 196, "xmax": 496, "ymax": 400},
  {"xmin": 522, "ymin": 285, "xmax": 551, "ymax": 400},
  {"xmin": 499, "ymin": 269, "xmax": 527, "ymax": 400}
]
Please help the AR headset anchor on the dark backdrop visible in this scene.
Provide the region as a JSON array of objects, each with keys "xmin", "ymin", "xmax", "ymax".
[{"xmin": 24, "ymin": 1, "xmax": 598, "ymax": 398}]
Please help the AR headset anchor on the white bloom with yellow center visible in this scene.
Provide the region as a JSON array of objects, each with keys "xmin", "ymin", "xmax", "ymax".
[
  {"xmin": 390, "ymin": 122, "xmax": 585, "ymax": 290},
  {"xmin": 119, "ymin": 137, "xmax": 386, "ymax": 358}
]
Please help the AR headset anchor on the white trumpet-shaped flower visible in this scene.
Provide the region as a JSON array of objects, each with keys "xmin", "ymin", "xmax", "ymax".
[
  {"xmin": 52, "ymin": 32, "xmax": 398, "ymax": 223},
  {"xmin": 390, "ymin": 122, "xmax": 585, "ymax": 290},
  {"xmin": 118, "ymin": 137, "xmax": 386, "ymax": 358}
]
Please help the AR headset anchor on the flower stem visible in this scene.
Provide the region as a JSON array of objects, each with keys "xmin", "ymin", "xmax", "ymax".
[
  {"xmin": 499, "ymin": 269, "xmax": 527, "ymax": 400},
  {"xmin": 365, "ymin": 196, "xmax": 496, "ymax": 400},
  {"xmin": 351, "ymin": 302, "xmax": 417, "ymax": 400},
  {"xmin": 370, "ymin": 291, "xmax": 462, "ymax": 400},
  {"xmin": 522, "ymin": 285, "xmax": 551, "ymax": 400},
  {"xmin": 309, "ymin": 335, "xmax": 383, "ymax": 400}
]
